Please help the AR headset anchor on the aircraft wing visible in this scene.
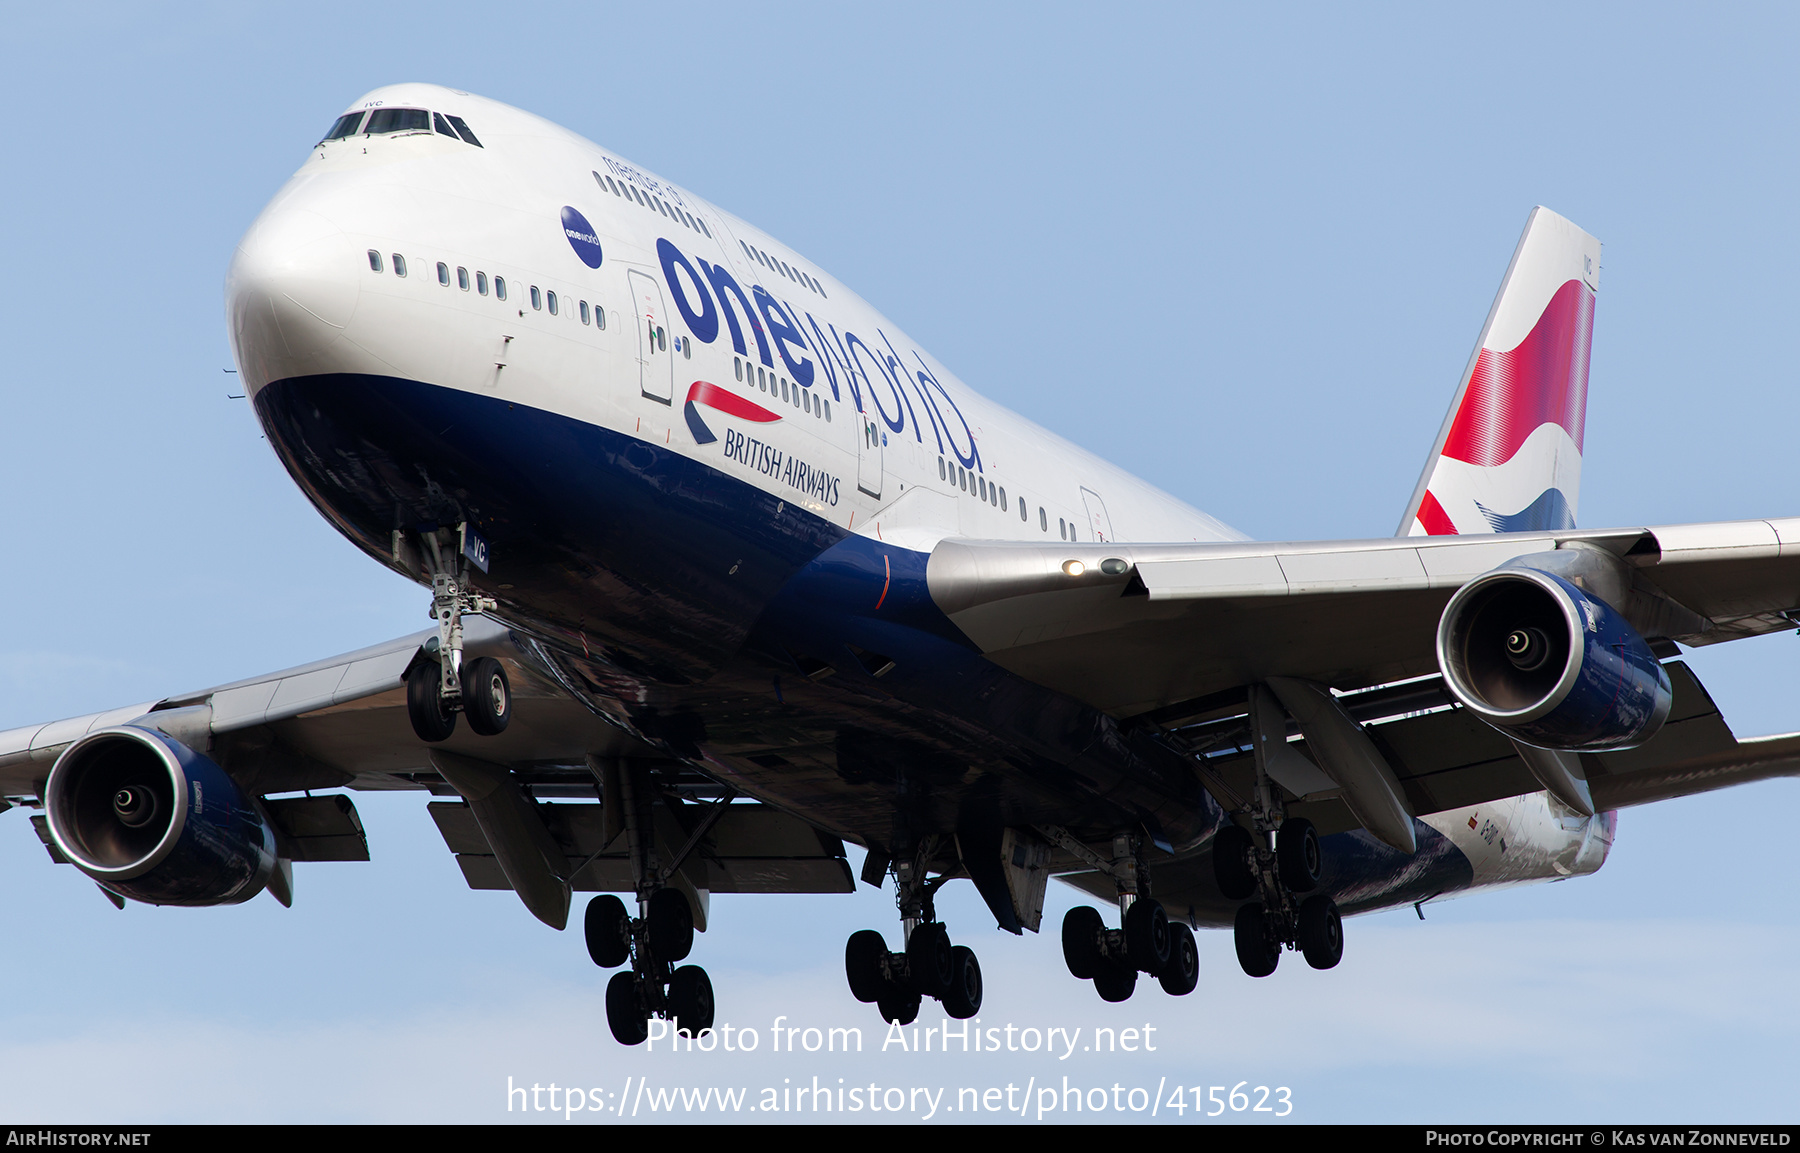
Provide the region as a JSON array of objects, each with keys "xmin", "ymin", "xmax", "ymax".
[
  {"xmin": 927, "ymin": 517, "xmax": 1800, "ymax": 718},
  {"xmin": 0, "ymin": 617, "xmax": 855, "ymax": 915}
]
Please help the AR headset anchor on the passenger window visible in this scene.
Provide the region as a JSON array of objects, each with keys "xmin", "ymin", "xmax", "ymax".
[
  {"xmin": 476, "ymin": 271, "xmax": 488, "ymax": 295},
  {"xmin": 1019, "ymin": 499, "xmax": 1027, "ymax": 522},
  {"xmin": 1000, "ymin": 488, "xmax": 1007, "ymax": 512},
  {"xmin": 1040, "ymin": 508, "xmax": 1048, "ymax": 532},
  {"xmin": 437, "ymin": 262, "xmax": 450, "ymax": 286},
  {"xmin": 740, "ymin": 241, "xmax": 754, "ymax": 259},
  {"xmin": 1060, "ymin": 518, "xmax": 1067, "ymax": 540},
  {"xmin": 990, "ymin": 485, "xmax": 998, "ymax": 507},
  {"xmin": 367, "ymin": 249, "xmax": 382, "ymax": 272},
  {"xmin": 803, "ymin": 390, "xmax": 812, "ymax": 414},
  {"xmin": 657, "ymin": 326, "xmax": 666, "ymax": 351},
  {"xmin": 444, "ymin": 115, "xmax": 482, "ymax": 147},
  {"xmin": 684, "ymin": 212, "xmax": 697, "ymax": 230},
  {"xmin": 960, "ymin": 467, "xmax": 968, "ymax": 492},
  {"xmin": 323, "ymin": 112, "xmax": 365, "ymax": 142},
  {"xmin": 683, "ymin": 338, "xmax": 691, "ymax": 360},
  {"xmin": 735, "ymin": 357, "xmax": 743, "ymax": 381},
  {"xmin": 531, "ymin": 286, "xmax": 542, "ymax": 310},
  {"xmin": 596, "ymin": 306, "xmax": 606, "ymax": 329},
  {"xmin": 979, "ymin": 477, "xmax": 987, "ymax": 501},
  {"xmin": 823, "ymin": 400, "xmax": 830, "ymax": 421},
  {"xmin": 938, "ymin": 457, "xmax": 946, "ymax": 480},
  {"xmin": 697, "ymin": 218, "xmax": 712, "ymax": 238},
  {"xmin": 366, "ymin": 108, "xmax": 430, "ymax": 135},
  {"xmin": 779, "ymin": 378, "xmax": 788, "ymax": 402},
  {"xmin": 657, "ymin": 201, "xmax": 670, "ymax": 218},
  {"xmin": 757, "ymin": 367, "xmax": 766, "ymax": 391},
  {"xmin": 633, "ymin": 188, "xmax": 648, "ymax": 207},
  {"xmin": 433, "ymin": 113, "xmax": 458, "ymax": 140},
  {"xmin": 547, "ymin": 290, "xmax": 558, "ymax": 315},
  {"xmin": 457, "ymin": 267, "xmax": 469, "ymax": 290},
  {"xmin": 580, "ymin": 300, "xmax": 590, "ymax": 324},
  {"xmin": 392, "ymin": 254, "xmax": 407, "ymax": 277},
  {"xmin": 495, "ymin": 276, "xmax": 507, "ymax": 300}
]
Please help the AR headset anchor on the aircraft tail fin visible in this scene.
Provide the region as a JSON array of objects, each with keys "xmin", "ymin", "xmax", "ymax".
[{"xmin": 1398, "ymin": 207, "xmax": 1600, "ymax": 536}]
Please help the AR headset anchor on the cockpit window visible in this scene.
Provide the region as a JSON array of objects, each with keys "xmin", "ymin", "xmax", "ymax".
[
  {"xmin": 445, "ymin": 115, "xmax": 483, "ymax": 147},
  {"xmin": 322, "ymin": 112, "xmax": 365, "ymax": 142},
  {"xmin": 433, "ymin": 113, "xmax": 459, "ymax": 140},
  {"xmin": 365, "ymin": 108, "xmax": 431, "ymax": 135}
]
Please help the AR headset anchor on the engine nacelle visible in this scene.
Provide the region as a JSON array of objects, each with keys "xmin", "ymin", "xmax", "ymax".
[
  {"xmin": 43, "ymin": 726, "xmax": 276, "ymax": 906},
  {"xmin": 1436, "ymin": 565, "xmax": 1672, "ymax": 751}
]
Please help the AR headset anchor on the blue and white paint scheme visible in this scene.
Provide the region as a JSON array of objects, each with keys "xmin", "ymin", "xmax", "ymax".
[{"xmin": 7, "ymin": 83, "xmax": 1800, "ymax": 1037}]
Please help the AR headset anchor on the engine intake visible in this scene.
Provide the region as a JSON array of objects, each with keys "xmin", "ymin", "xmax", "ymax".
[
  {"xmin": 44, "ymin": 726, "xmax": 276, "ymax": 906},
  {"xmin": 1436, "ymin": 565, "xmax": 1671, "ymax": 751}
]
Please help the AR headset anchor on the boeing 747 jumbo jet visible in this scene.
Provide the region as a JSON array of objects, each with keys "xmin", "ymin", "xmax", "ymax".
[{"xmin": 11, "ymin": 84, "xmax": 1800, "ymax": 1045}]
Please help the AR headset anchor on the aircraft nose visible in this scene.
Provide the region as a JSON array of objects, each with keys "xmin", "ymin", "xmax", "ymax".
[{"xmin": 226, "ymin": 195, "xmax": 361, "ymax": 391}]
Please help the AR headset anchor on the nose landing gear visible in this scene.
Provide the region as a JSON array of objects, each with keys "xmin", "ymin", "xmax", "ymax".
[{"xmin": 402, "ymin": 523, "xmax": 511, "ymax": 743}]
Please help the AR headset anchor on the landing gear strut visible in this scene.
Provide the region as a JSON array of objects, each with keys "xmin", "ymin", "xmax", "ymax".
[
  {"xmin": 404, "ymin": 523, "xmax": 511, "ymax": 743},
  {"xmin": 584, "ymin": 761, "xmax": 722, "ymax": 1045},
  {"xmin": 844, "ymin": 836, "xmax": 983, "ymax": 1024},
  {"xmin": 1056, "ymin": 832, "xmax": 1199, "ymax": 1001},
  {"xmin": 1216, "ymin": 738, "xmax": 1344, "ymax": 976}
]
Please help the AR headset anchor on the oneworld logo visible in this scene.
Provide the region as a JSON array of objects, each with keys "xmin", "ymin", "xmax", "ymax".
[{"xmin": 561, "ymin": 205, "xmax": 603, "ymax": 268}]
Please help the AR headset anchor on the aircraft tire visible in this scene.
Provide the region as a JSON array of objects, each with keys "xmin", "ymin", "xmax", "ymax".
[
  {"xmin": 1061, "ymin": 906, "xmax": 1105, "ymax": 979},
  {"xmin": 845, "ymin": 930, "xmax": 888, "ymax": 1002},
  {"xmin": 584, "ymin": 894, "xmax": 631, "ymax": 968},
  {"xmin": 906, "ymin": 922, "xmax": 954, "ymax": 998},
  {"xmin": 1234, "ymin": 902, "xmax": 1280, "ymax": 978},
  {"xmin": 1125, "ymin": 897, "xmax": 1172, "ymax": 974},
  {"xmin": 1093, "ymin": 960, "xmax": 1137, "ymax": 1003},
  {"xmin": 878, "ymin": 989, "xmax": 921, "ymax": 1026},
  {"xmin": 1277, "ymin": 817, "xmax": 1322, "ymax": 894},
  {"xmin": 647, "ymin": 888, "xmax": 694, "ymax": 963},
  {"xmin": 405, "ymin": 660, "xmax": 456, "ymax": 743},
  {"xmin": 943, "ymin": 945, "xmax": 983, "ymax": 1019},
  {"xmin": 462, "ymin": 657, "xmax": 511, "ymax": 736},
  {"xmin": 1159, "ymin": 922, "xmax": 1200, "ymax": 996},
  {"xmin": 1298, "ymin": 895, "xmax": 1343, "ymax": 970},
  {"xmin": 669, "ymin": 965, "xmax": 716, "ymax": 1035},
  {"xmin": 605, "ymin": 972, "xmax": 649, "ymax": 1045},
  {"xmin": 1213, "ymin": 824, "xmax": 1257, "ymax": 901}
]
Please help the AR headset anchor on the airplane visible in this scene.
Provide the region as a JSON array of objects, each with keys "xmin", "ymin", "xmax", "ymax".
[{"xmin": 9, "ymin": 82, "xmax": 1800, "ymax": 1047}]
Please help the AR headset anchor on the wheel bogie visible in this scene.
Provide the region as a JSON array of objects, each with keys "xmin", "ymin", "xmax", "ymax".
[{"xmin": 878, "ymin": 990, "xmax": 921, "ymax": 1026}]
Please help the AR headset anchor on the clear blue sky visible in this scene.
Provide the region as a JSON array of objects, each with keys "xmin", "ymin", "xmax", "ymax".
[{"xmin": 2, "ymin": 0, "xmax": 1798, "ymax": 1124}]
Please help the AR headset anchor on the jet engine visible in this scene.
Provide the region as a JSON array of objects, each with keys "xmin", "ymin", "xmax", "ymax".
[
  {"xmin": 43, "ymin": 726, "xmax": 277, "ymax": 906},
  {"xmin": 1436, "ymin": 564, "xmax": 1671, "ymax": 751}
]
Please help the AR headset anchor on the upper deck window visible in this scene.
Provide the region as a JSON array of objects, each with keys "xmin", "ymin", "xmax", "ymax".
[
  {"xmin": 444, "ymin": 115, "xmax": 482, "ymax": 147},
  {"xmin": 365, "ymin": 108, "xmax": 431, "ymax": 135},
  {"xmin": 322, "ymin": 112, "xmax": 365, "ymax": 142}
]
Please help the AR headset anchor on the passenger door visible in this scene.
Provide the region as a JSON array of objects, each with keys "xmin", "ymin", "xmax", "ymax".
[
  {"xmin": 856, "ymin": 409, "xmax": 884, "ymax": 499},
  {"xmin": 627, "ymin": 269, "xmax": 673, "ymax": 404},
  {"xmin": 1080, "ymin": 487, "xmax": 1115, "ymax": 543}
]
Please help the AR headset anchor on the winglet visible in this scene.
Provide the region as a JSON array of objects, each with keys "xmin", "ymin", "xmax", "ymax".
[{"xmin": 1399, "ymin": 207, "xmax": 1600, "ymax": 536}]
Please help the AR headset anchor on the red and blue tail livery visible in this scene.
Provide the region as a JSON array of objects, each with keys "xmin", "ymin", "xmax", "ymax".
[{"xmin": 1402, "ymin": 207, "xmax": 1599, "ymax": 536}]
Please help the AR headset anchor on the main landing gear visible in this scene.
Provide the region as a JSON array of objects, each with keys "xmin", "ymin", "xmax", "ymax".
[
  {"xmin": 844, "ymin": 837, "xmax": 984, "ymax": 1025},
  {"xmin": 404, "ymin": 524, "xmax": 511, "ymax": 743},
  {"xmin": 585, "ymin": 761, "xmax": 719, "ymax": 1045},
  {"xmin": 1056, "ymin": 834, "xmax": 1199, "ymax": 1002},
  {"xmin": 1214, "ymin": 817, "xmax": 1344, "ymax": 977}
]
